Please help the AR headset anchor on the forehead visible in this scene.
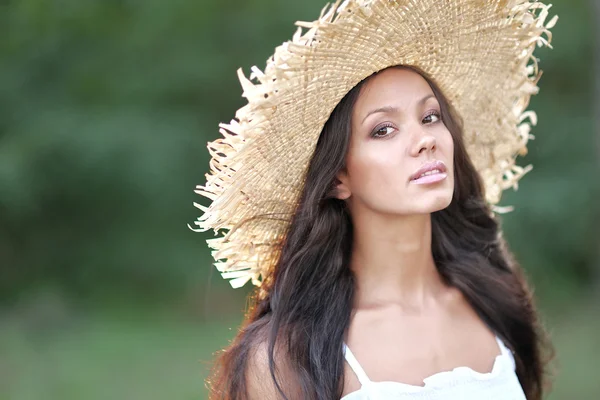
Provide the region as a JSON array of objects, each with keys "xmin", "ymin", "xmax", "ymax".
[{"xmin": 354, "ymin": 68, "xmax": 436, "ymax": 114}]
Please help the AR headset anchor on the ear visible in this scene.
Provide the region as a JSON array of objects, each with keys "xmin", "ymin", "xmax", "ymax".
[{"xmin": 333, "ymin": 170, "xmax": 351, "ymax": 200}]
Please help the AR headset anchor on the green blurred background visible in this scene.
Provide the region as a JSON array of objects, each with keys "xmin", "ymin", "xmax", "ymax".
[{"xmin": 0, "ymin": 0, "xmax": 598, "ymax": 399}]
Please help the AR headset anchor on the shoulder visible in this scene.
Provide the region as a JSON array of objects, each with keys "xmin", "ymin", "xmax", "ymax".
[
  {"xmin": 245, "ymin": 325, "xmax": 302, "ymax": 399},
  {"xmin": 246, "ymin": 340, "xmax": 278, "ymax": 399}
]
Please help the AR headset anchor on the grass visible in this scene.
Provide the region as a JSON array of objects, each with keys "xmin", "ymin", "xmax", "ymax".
[
  {"xmin": 0, "ymin": 295, "xmax": 598, "ymax": 400},
  {"xmin": 0, "ymin": 301, "xmax": 241, "ymax": 400}
]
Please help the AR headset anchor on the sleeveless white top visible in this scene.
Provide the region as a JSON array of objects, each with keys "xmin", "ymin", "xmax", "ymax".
[{"xmin": 341, "ymin": 336, "xmax": 526, "ymax": 400}]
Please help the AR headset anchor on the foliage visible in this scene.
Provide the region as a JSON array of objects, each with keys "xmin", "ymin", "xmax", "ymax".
[{"xmin": 0, "ymin": 0, "xmax": 597, "ymax": 304}]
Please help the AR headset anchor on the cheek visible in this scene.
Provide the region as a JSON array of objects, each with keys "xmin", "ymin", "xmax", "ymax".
[
  {"xmin": 345, "ymin": 140, "xmax": 407, "ymax": 196},
  {"xmin": 441, "ymin": 130, "xmax": 455, "ymax": 168}
]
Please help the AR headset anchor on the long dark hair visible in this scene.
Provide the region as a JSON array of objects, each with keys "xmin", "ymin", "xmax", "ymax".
[{"xmin": 208, "ymin": 66, "xmax": 553, "ymax": 400}]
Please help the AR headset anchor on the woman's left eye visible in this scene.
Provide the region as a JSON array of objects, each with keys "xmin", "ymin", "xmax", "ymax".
[{"xmin": 423, "ymin": 111, "xmax": 441, "ymax": 124}]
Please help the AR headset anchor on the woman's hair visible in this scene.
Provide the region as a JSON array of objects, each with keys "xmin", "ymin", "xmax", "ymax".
[{"xmin": 208, "ymin": 66, "xmax": 553, "ymax": 400}]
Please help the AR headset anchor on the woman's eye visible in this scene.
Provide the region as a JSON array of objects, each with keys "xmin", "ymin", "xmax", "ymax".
[
  {"xmin": 423, "ymin": 112, "xmax": 441, "ymax": 124},
  {"xmin": 372, "ymin": 125, "xmax": 395, "ymax": 138}
]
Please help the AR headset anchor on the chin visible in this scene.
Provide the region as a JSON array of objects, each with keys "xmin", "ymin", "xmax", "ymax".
[{"xmin": 415, "ymin": 190, "xmax": 454, "ymax": 214}]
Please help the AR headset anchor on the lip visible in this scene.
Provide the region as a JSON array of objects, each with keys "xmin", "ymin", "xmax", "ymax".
[{"xmin": 409, "ymin": 160, "xmax": 448, "ymax": 183}]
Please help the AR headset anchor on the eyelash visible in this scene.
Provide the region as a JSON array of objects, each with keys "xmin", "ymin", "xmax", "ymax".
[
  {"xmin": 371, "ymin": 122, "xmax": 395, "ymax": 138},
  {"xmin": 423, "ymin": 110, "xmax": 442, "ymax": 124},
  {"xmin": 370, "ymin": 110, "xmax": 442, "ymax": 138}
]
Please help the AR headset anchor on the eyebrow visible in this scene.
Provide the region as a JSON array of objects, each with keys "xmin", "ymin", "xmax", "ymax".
[{"xmin": 361, "ymin": 94, "xmax": 437, "ymax": 124}]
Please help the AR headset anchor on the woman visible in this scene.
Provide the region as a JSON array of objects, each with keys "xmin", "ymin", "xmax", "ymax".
[{"xmin": 192, "ymin": 1, "xmax": 557, "ymax": 399}]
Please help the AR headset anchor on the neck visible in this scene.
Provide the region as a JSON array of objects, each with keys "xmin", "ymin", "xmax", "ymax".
[{"xmin": 349, "ymin": 211, "xmax": 448, "ymax": 311}]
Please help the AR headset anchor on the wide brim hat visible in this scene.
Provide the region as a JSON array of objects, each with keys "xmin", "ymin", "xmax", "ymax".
[{"xmin": 191, "ymin": 0, "xmax": 557, "ymax": 288}]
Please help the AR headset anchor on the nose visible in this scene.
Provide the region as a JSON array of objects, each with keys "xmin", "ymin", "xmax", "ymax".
[{"xmin": 410, "ymin": 131, "xmax": 437, "ymax": 156}]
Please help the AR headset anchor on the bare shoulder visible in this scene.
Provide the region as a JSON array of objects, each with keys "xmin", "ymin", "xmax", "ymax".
[
  {"xmin": 442, "ymin": 286, "xmax": 491, "ymax": 327},
  {"xmin": 246, "ymin": 339, "xmax": 278, "ymax": 399},
  {"xmin": 246, "ymin": 333, "xmax": 301, "ymax": 400},
  {"xmin": 442, "ymin": 285, "xmax": 475, "ymax": 315},
  {"xmin": 442, "ymin": 285, "xmax": 504, "ymax": 358}
]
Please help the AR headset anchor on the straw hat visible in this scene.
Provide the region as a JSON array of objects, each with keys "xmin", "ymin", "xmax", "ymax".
[{"xmin": 191, "ymin": 0, "xmax": 557, "ymax": 288}]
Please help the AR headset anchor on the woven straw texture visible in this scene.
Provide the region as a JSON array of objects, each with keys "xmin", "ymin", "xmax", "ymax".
[{"xmin": 191, "ymin": 0, "xmax": 557, "ymax": 288}]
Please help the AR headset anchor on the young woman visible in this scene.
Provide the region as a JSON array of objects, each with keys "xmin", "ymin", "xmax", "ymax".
[{"xmin": 192, "ymin": 1, "xmax": 558, "ymax": 399}]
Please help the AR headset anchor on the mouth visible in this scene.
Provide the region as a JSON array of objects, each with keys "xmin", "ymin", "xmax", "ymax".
[{"xmin": 410, "ymin": 160, "xmax": 448, "ymax": 185}]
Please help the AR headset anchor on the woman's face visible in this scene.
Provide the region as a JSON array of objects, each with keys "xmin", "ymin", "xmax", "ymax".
[{"xmin": 336, "ymin": 68, "xmax": 455, "ymax": 216}]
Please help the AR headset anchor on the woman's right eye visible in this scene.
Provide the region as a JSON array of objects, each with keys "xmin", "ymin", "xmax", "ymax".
[{"xmin": 372, "ymin": 124, "xmax": 395, "ymax": 138}]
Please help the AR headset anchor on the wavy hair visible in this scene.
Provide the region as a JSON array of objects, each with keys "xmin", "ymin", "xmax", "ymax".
[{"xmin": 208, "ymin": 66, "xmax": 553, "ymax": 400}]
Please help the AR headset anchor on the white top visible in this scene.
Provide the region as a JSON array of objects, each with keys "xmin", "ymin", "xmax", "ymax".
[{"xmin": 341, "ymin": 336, "xmax": 526, "ymax": 400}]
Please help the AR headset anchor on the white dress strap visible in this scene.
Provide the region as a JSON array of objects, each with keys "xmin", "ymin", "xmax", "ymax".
[
  {"xmin": 343, "ymin": 343, "xmax": 371, "ymax": 386},
  {"xmin": 495, "ymin": 335, "xmax": 517, "ymax": 371},
  {"xmin": 494, "ymin": 336, "xmax": 507, "ymax": 356}
]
